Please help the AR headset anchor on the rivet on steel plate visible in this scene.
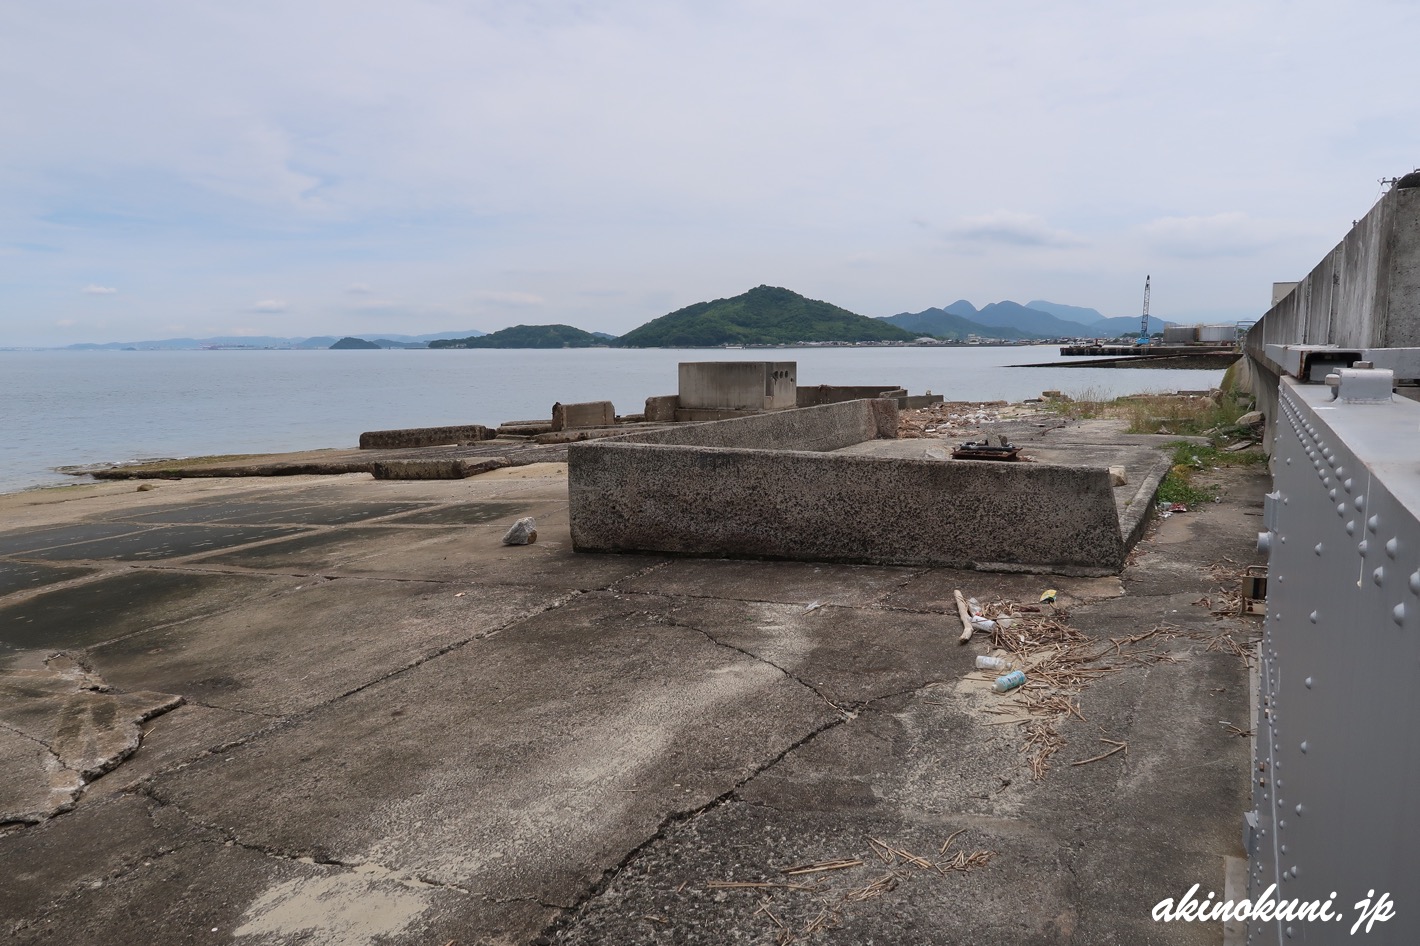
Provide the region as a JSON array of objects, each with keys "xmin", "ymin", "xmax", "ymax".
[
  {"xmin": 1279, "ymin": 819, "xmax": 1286, "ymax": 829},
  {"xmin": 1355, "ymin": 495, "xmax": 1366, "ymax": 510},
  {"xmin": 1344, "ymin": 477, "xmax": 1354, "ymax": 493},
  {"xmin": 1359, "ymin": 540, "xmax": 1369, "ymax": 557},
  {"xmin": 1309, "ymin": 611, "xmax": 1318, "ymax": 623},
  {"xmin": 1299, "ymin": 741, "xmax": 1308, "ymax": 753},
  {"xmin": 1305, "ymin": 677, "xmax": 1313, "ymax": 688},
  {"xmin": 1337, "ymin": 503, "xmax": 1348, "ymax": 516},
  {"xmin": 1368, "ymin": 515, "xmax": 1379, "ymax": 532},
  {"xmin": 1329, "ymin": 488, "xmax": 1337, "ymax": 499},
  {"xmin": 1386, "ymin": 537, "xmax": 1398, "ymax": 558},
  {"xmin": 1314, "ymin": 543, "xmax": 1323, "ymax": 555},
  {"xmin": 1394, "ymin": 603, "xmax": 1406, "ymax": 625},
  {"xmin": 1290, "ymin": 866, "xmax": 1299, "ymax": 877},
  {"xmin": 1336, "ymin": 466, "xmax": 1346, "ymax": 477},
  {"xmin": 1374, "ymin": 566, "xmax": 1384, "ymax": 585},
  {"xmin": 1346, "ymin": 521, "xmax": 1356, "ymax": 535},
  {"xmin": 1295, "ymin": 804, "xmax": 1304, "ymax": 816}
]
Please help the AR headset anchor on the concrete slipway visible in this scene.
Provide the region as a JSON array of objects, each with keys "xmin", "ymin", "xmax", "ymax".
[{"xmin": 1, "ymin": 420, "xmax": 1262, "ymax": 946}]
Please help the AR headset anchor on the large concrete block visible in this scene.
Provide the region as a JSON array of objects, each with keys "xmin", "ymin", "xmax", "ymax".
[
  {"xmin": 359, "ymin": 425, "xmax": 492, "ymax": 449},
  {"xmin": 677, "ymin": 362, "xmax": 797, "ymax": 412},
  {"xmin": 569, "ymin": 445, "xmax": 1125, "ymax": 573},
  {"xmin": 569, "ymin": 399, "xmax": 1122, "ymax": 573}
]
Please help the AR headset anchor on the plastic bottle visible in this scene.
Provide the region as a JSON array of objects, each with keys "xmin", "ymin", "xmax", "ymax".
[
  {"xmin": 975, "ymin": 655, "xmax": 1010, "ymax": 672},
  {"xmin": 992, "ymin": 670, "xmax": 1027, "ymax": 693},
  {"xmin": 969, "ymin": 616, "xmax": 997, "ymax": 633}
]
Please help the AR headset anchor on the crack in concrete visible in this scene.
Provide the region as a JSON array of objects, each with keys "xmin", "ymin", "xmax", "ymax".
[
  {"xmin": 652, "ymin": 614, "xmax": 846, "ymax": 713},
  {"xmin": 139, "ymin": 788, "xmax": 477, "ymax": 897},
  {"xmin": 535, "ymin": 709, "xmax": 852, "ymax": 943}
]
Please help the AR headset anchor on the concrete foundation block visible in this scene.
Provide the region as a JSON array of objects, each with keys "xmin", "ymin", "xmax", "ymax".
[
  {"xmin": 359, "ymin": 425, "xmax": 493, "ymax": 449},
  {"xmin": 371, "ymin": 457, "xmax": 509, "ymax": 480}
]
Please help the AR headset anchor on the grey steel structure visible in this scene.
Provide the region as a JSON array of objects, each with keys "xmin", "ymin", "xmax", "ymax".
[
  {"xmin": 1243, "ymin": 174, "xmax": 1420, "ymax": 944},
  {"xmin": 1252, "ymin": 374, "xmax": 1418, "ymax": 943}
]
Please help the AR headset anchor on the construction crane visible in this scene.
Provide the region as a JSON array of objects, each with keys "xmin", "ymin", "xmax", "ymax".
[{"xmin": 1136, "ymin": 275, "xmax": 1152, "ymax": 346}]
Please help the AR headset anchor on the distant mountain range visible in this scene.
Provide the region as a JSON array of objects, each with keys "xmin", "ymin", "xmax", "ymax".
[
  {"xmin": 880, "ymin": 299, "xmax": 1167, "ymax": 339},
  {"xmin": 45, "ymin": 292, "xmax": 1175, "ymax": 351},
  {"xmin": 62, "ymin": 330, "xmax": 487, "ymax": 351}
]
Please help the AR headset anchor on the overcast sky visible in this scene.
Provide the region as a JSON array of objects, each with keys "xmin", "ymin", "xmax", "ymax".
[{"xmin": 2, "ymin": 0, "xmax": 1417, "ymax": 346}]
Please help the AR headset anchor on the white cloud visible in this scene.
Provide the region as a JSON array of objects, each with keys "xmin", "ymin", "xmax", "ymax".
[
  {"xmin": 470, "ymin": 290, "xmax": 545, "ymax": 306},
  {"xmin": 253, "ymin": 299, "xmax": 288, "ymax": 312},
  {"xmin": 81, "ymin": 285, "xmax": 118, "ymax": 295},
  {"xmin": 944, "ymin": 212, "xmax": 1087, "ymax": 250},
  {"xmin": 1138, "ymin": 212, "xmax": 1289, "ymax": 259},
  {"xmin": 346, "ymin": 283, "xmax": 373, "ymax": 294}
]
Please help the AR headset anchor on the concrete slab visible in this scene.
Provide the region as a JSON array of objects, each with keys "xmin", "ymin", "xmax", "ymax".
[
  {"xmin": 379, "ymin": 500, "xmax": 536, "ymax": 525},
  {"xmin": 555, "ymin": 802, "xmax": 1076, "ymax": 946},
  {"xmin": 109, "ymin": 500, "xmax": 431, "ymax": 526},
  {"xmin": 0, "ymin": 572, "xmax": 304, "ymax": 662},
  {"xmin": 884, "ymin": 568, "xmax": 1125, "ymax": 612},
  {"xmin": 614, "ymin": 558, "xmax": 923, "ymax": 606},
  {"xmin": 627, "ymin": 594, "xmax": 966, "ymax": 707},
  {"xmin": 85, "ymin": 579, "xmax": 556, "ymax": 716},
  {"xmin": 196, "ymin": 519, "xmax": 662, "ymax": 591},
  {"xmin": 151, "ymin": 592, "xmax": 835, "ymax": 905},
  {"xmin": 19, "ymin": 524, "xmax": 307, "ymax": 563},
  {"xmin": 0, "ymin": 561, "xmax": 96, "ymax": 599},
  {"xmin": 6, "ymin": 826, "xmax": 529, "ymax": 946},
  {"xmin": 0, "ymin": 522, "xmax": 146, "ymax": 557},
  {"xmin": 80, "ymin": 702, "xmax": 273, "ymax": 801}
]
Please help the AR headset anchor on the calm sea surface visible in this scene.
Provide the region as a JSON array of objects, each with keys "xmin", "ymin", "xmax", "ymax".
[{"xmin": 0, "ymin": 347, "xmax": 1227, "ymax": 494}]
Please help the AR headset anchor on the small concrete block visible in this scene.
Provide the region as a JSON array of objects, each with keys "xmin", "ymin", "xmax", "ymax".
[
  {"xmin": 1236, "ymin": 410, "xmax": 1263, "ymax": 427},
  {"xmin": 551, "ymin": 401, "xmax": 616, "ymax": 431},
  {"xmin": 1109, "ymin": 465, "xmax": 1128, "ymax": 486},
  {"xmin": 644, "ymin": 395, "xmax": 679, "ymax": 423},
  {"xmin": 370, "ymin": 458, "xmax": 509, "ymax": 480}
]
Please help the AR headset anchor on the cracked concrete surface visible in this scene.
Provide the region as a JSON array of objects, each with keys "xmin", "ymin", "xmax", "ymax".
[
  {"xmin": 0, "ymin": 435, "xmax": 1264, "ymax": 944},
  {"xmin": 0, "ymin": 654, "xmax": 181, "ymax": 823}
]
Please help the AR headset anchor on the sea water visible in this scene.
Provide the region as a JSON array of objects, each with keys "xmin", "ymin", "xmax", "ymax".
[{"xmin": 0, "ymin": 346, "xmax": 1227, "ymax": 493}]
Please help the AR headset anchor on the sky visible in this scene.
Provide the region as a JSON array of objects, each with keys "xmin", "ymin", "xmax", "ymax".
[{"xmin": 2, "ymin": 0, "xmax": 1418, "ymax": 347}]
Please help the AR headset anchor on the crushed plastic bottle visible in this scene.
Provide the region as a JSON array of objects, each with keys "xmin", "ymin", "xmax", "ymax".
[
  {"xmin": 992, "ymin": 670, "xmax": 1027, "ymax": 693},
  {"xmin": 969, "ymin": 617, "xmax": 996, "ymax": 633},
  {"xmin": 966, "ymin": 597, "xmax": 984, "ymax": 617},
  {"xmin": 975, "ymin": 655, "xmax": 1010, "ymax": 672}
]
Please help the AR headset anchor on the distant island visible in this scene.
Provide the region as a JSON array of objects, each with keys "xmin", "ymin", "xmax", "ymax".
[
  {"xmin": 329, "ymin": 336, "xmax": 380, "ymax": 350},
  {"xmin": 429, "ymin": 324, "xmax": 605, "ymax": 349},
  {"xmin": 616, "ymin": 285, "xmax": 914, "ymax": 347}
]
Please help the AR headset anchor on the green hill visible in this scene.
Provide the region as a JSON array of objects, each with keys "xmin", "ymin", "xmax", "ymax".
[
  {"xmin": 429, "ymin": 324, "xmax": 605, "ymax": 349},
  {"xmin": 616, "ymin": 286, "xmax": 915, "ymax": 347},
  {"xmin": 330, "ymin": 336, "xmax": 380, "ymax": 349}
]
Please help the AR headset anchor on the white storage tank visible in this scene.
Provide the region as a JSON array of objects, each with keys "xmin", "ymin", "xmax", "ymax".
[{"xmin": 1195, "ymin": 324, "xmax": 1237, "ymax": 343}]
